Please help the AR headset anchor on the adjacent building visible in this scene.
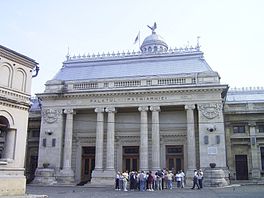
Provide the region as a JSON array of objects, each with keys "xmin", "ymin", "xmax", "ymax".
[{"xmin": 0, "ymin": 45, "xmax": 38, "ymax": 195}]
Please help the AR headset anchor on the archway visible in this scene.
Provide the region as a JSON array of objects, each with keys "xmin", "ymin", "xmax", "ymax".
[{"xmin": 0, "ymin": 116, "xmax": 9, "ymax": 158}]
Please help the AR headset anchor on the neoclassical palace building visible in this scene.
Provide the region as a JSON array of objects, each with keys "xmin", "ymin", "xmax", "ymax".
[{"xmin": 27, "ymin": 27, "xmax": 264, "ymax": 186}]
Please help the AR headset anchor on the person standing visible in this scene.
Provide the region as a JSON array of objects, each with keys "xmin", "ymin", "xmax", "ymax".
[
  {"xmin": 175, "ymin": 171, "xmax": 181, "ymax": 188},
  {"xmin": 191, "ymin": 169, "xmax": 200, "ymax": 189},
  {"xmin": 122, "ymin": 171, "xmax": 129, "ymax": 191},
  {"xmin": 198, "ymin": 169, "xmax": 203, "ymax": 189},
  {"xmin": 179, "ymin": 170, "xmax": 185, "ymax": 188},
  {"xmin": 115, "ymin": 171, "xmax": 121, "ymax": 190}
]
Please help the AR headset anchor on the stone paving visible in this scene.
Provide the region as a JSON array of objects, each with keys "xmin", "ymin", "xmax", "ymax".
[{"xmin": 17, "ymin": 184, "xmax": 264, "ymax": 198}]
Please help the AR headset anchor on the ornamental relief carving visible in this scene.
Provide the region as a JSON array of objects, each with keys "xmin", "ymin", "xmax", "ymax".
[
  {"xmin": 198, "ymin": 103, "xmax": 222, "ymax": 119},
  {"xmin": 42, "ymin": 109, "xmax": 62, "ymax": 124}
]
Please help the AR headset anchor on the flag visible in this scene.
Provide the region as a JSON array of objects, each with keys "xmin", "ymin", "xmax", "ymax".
[{"xmin": 134, "ymin": 31, "xmax": 140, "ymax": 44}]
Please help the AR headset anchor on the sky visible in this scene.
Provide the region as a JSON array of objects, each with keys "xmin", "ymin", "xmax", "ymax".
[{"xmin": 1, "ymin": 0, "xmax": 264, "ymax": 95}]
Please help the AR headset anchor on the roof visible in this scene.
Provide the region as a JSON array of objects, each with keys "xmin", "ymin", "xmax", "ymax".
[
  {"xmin": 52, "ymin": 50, "xmax": 213, "ymax": 82},
  {"xmin": 226, "ymin": 87, "xmax": 264, "ymax": 103}
]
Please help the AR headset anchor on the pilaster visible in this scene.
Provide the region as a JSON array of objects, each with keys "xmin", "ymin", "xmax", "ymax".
[{"xmin": 249, "ymin": 122, "xmax": 261, "ymax": 179}]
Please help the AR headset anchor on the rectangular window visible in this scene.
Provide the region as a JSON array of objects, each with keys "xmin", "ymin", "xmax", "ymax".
[
  {"xmin": 233, "ymin": 126, "xmax": 245, "ymax": 133},
  {"xmin": 261, "ymin": 147, "xmax": 264, "ymax": 171},
  {"xmin": 258, "ymin": 125, "xmax": 264, "ymax": 133},
  {"xmin": 52, "ymin": 138, "xmax": 56, "ymax": 147},
  {"xmin": 42, "ymin": 138, "xmax": 46, "ymax": 147}
]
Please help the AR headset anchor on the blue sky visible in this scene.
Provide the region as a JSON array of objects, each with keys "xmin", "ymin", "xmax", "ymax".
[{"xmin": 1, "ymin": 0, "xmax": 264, "ymax": 95}]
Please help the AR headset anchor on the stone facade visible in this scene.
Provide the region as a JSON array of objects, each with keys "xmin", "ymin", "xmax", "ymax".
[
  {"xmin": 28, "ymin": 28, "xmax": 230, "ymax": 186},
  {"xmin": 0, "ymin": 45, "xmax": 38, "ymax": 195},
  {"xmin": 225, "ymin": 87, "xmax": 264, "ymax": 181}
]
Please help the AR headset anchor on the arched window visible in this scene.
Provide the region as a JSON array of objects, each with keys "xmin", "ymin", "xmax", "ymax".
[{"xmin": 0, "ymin": 63, "xmax": 13, "ymax": 87}]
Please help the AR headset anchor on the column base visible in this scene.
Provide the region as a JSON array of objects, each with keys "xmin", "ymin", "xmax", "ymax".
[
  {"xmin": 185, "ymin": 169, "xmax": 196, "ymax": 186},
  {"xmin": 56, "ymin": 168, "xmax": 75, "ymax": 184},
  {"xmin": 203, "ymin": 167, "xmax": 229, "ymax": 187},
  {"xmin": 0, "ymin": 168, "xmax": 26, "ymax": 196},
  {"xmin": 252, "ymin": 169, "xmax": 261, "ymax": 179},
  {"xmin": 32, "ymin": 168, "xmax": 57, "ymax": 185},
  {"xmin": 90, "ymin": 169, "xmax": 115, "ymax": 186}
]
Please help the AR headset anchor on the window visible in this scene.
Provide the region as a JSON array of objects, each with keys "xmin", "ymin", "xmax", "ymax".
[
  {"xmin": 233, "ymin": 126, "xmax": 245, "ymax": 133},
  {"xmin": 42, "ymin": 138, "xmax": 46, "ymax": 147},
  {"xmin": 52, "ymin": 138, "xmax": 56, "ymax": 147},
  {"xmin": 261, "ymin": 147, "xmax": 264, "ymax": 171},
  {"xmin": 258, "ymin": 125, "xmax": 264, "ymax": 133}
]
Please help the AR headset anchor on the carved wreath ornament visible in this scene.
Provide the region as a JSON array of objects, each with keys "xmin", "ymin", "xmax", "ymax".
[
  {"xmin": 43, "ymin": 109, "xmax": 60, "ymax": 124},
  {"xmin": 198, "ymin": 103, "xmax": 222, "ymax": 119}
]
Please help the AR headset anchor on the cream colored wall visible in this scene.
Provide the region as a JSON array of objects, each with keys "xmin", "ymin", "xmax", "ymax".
[{"xmin": 0, "ymin": 56, "xmax": 32, "ymax": 94}]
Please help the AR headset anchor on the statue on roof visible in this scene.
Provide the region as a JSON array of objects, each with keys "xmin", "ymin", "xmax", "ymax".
[{"xmin": 147, "ymin": 22, "xmax": 157, "ymax": 34}]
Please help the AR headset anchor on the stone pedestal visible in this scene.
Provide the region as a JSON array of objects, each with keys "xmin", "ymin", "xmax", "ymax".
[
  {"xmin": 90, "ymin": 170, "xmax": 115, "ymax": 186},
  {"xmin": 57, "ymin": 168, "xmax": 75, "ymax": 184},
  {"xmin": 33, "ymin": 168, "xmax": 57, "ymax": 185},
  {"xmin": 252, "ymin": 168, "xmax": 261, "ymax": 179},
  {"xmin": 0, "ymin": 166, "xmax": 26, "ymax": 196},
  {"xmin": 203, "ymin": 168, "xmax": 229, "ymax": 187}
]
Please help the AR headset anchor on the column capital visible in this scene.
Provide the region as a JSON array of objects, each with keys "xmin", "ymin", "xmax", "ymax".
[
  {"xmin": 64, "ymin": 109, "xmax": 75, "ymax": 114},
  {"xmin": 95, "ymin": 107, "xmax": 105, "ymax": 113},
  {"xmin": 105, "ymin": 107, "xmax": 116, "ymax": 113},
  {"xmin": 150, "ymin": 105, "xmax": 160, "ymax": 112},
  {"xmin": 248, "ymin": 121, "xmax": 256, "ymax": 127},
  {"xmin": 184, "ymin": 104, "xmax": 195, "ymax": 110},
  {"xmin": 138, "ymin": 106, "xmax": 148, "ymax": 112}
]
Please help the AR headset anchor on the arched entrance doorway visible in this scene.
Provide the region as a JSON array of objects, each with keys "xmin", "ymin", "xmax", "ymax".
[{"xmin": 0, "ymin": 116, "xmax": 9, "ymax": 158}]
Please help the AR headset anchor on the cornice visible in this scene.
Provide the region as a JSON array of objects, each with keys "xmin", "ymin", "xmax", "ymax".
[
  {"xmin": 0, "ymin": 100, "xmax": 29, "ymax": 111},
  {"xmin": 0, "ymin": 45, "xmax": 38, "ymax": 69},
  {"xmin": 37, "ymin": 84, "xmax": 228, "ymax": 100}
]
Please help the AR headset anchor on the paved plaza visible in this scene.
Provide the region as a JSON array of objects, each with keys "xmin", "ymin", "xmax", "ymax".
[{"xmin": 21, "ymin": 184, "xmax": 264, "ymax": 198}]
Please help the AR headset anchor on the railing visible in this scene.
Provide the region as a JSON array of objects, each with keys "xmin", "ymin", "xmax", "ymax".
[
  {"xmin": 73, "ymin": 82, "xmax": 98, "ymax": 90},
  {"xmin": 66, "ymin": 46, "xmax": 201, "ymax": 61},
  {"xmin": 158, "ymin": 78, "xmax": 186, "ymax": 85},
  {"xmin": 72, "ymin": 77, "xmax": 196, "ymax": 91},
  {"xmin": 114, "ymin": 81, "xmax": 141, "ymax": 88}
]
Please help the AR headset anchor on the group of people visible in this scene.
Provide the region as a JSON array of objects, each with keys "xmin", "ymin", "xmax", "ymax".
[
  {"xmin": 191, "ymin": 169, "xmax": 204, "ymax": 190},
  {"xmin": 115, "ymin": 169, "xmax": 186, "ymax": 191}
]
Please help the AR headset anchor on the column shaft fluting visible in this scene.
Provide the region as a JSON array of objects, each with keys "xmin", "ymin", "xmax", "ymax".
[
  {"xmin": 94, "ymin": 107, "xmax": 104, "ymax": 171},
  {"xmin": 185, "ymin": 104, "xmax": 196, "ymax": 170},
  {"xmin": 150, "ymin": 106, "xmax": 160, "ymax": 171},
  {"xmin": 63, "ymin": 109, "xmax": 74, "ymax": 170},
  {"xmin": 138, "ymin": 106, "xmax": 149, "ymax": 171},
  {"xmin": 106, "ymin": 107, "xmax": 116, "ymax": 170}
]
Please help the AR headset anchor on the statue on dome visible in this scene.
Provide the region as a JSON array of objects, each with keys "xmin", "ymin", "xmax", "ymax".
[{"xmin": 147, "ymin": 22, "xmax": 157, "ymax": 34}]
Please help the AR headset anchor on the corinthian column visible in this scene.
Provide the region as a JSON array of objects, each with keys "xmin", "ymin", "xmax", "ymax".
[
  {"xmin": 105, "ymin": 107, "xmax": 116, "ymax": 171},
  {"xmin": 94, "ymin": 107, "xmax": 104, "ymax": 171},
  {"xmin": 150, "ymin": 105, "xmax": 160, "ymax": 171},
  {"xmin": 185, "ymin": 104, "xmax": 196, "ymax": 183},
  {"xmin": 138, "ymin": 106, "xmax": 149, "ymax": 171}
]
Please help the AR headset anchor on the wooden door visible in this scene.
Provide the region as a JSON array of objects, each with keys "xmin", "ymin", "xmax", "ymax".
[
  {"xmin": 235, "ymin": 155, "xmax": 248, "ymax": 180},
  {"xmin": 81, "ymin": 147, "xmax": 95, "ymax": 182},
  {"xmin": 166, "ymin": 145, "xmax": 183, "ymax": 173},
  {"xmin": 123, "ymin": 146, "xmax": 139, "ymax": 172}
]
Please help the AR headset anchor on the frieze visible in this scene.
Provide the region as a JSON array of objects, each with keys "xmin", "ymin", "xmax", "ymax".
[
  {"xmin": 89, "ymin": 96, "xmax": 168, "ymax": 104},
  {"xmin": 198, "ymin": 103, "xmax": 222, "ymax": 119},
  {"xmin": 42, "ymin": 109, "xmax": 62, "ymax": 124}
]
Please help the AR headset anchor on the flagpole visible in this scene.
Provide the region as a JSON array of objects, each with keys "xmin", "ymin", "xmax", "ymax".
[{"xmin": 138, "ymin": 31, "xmax": 140, "ymax": 50}]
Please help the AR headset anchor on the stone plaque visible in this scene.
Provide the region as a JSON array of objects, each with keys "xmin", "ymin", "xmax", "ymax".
[{"xmin": 208, "ymin": 146, "xmax": 217, "ymax": 155}]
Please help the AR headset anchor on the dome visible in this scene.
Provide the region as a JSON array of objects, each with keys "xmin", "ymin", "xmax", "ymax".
[{"xmin": 140, "ymin": 32, "xmax": 168, "ymax": 53}]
